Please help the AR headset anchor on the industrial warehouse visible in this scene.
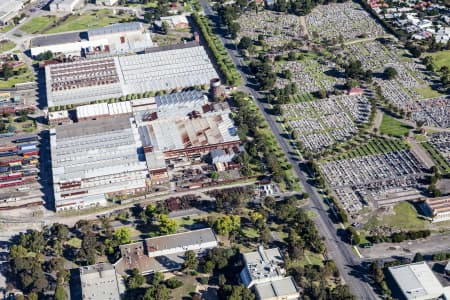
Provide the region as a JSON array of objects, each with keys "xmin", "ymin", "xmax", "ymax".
[
  {"xmin": 44, "ymin": 43, "xmax": 218, "ymax": 107},
  {"xmin": 50, "ymin": 116, "xmax": 148, "ymax": 211},
  {"xmin": 31, "ymin": 22, "xmax": 154, "ymax": 57},
  {"xmin": 49, "ymin": 79, "xmax": 242, "ymax": 210}
]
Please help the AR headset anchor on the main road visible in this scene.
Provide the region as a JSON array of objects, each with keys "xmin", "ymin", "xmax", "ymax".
[{"xmin": 197, "ymin": 1, "xmax": 379, "ymax": 299}]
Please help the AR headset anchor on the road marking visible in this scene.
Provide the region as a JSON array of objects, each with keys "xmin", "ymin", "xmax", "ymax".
[{"xmin": 353, "ymin": 246, "xmax": 363, "ymax": 258}]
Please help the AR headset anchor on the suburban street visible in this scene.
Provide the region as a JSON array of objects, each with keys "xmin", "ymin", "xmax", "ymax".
[{"xmin": 197, "ymin": 1, "xmax": 380, "ymax": 298}]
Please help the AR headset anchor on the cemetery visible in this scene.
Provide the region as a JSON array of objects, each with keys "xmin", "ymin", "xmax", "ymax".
[
  {"xmin": 237, "ymin": 10, "xmax": 305, "ymax": 48},
  {"xmin": 306, "ymin": 1, "xmax": 385, "ymax": 42},
  {"xmin": 283, "ymin": 94, "xmax": 371, "ymax": 152},
  {"xmin": 275, "ymin": 57, "xmax": 345, "ymax": 94},
  {"xmin": 320, "ymin": 150, "xmax": 426, "ymax": 216},
  {"xmin": 411, "ymin": 96, "xmax": 450, "ymax": 128}
]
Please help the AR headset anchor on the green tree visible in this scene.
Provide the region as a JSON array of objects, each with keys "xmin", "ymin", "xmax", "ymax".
[
  {"xmin": 162, "ymin": 21, "xmax": 170, "ymax": 34},
  {"xmin": 38, "ymin": 50, "xmax": 53, "ymax": 61},
  {"xmin": 228, "ymin": 22, "xmax": 240, "ymax": 39},
  {"xmin": 183, "ymin": 250, "xmax": 198, "ymax": 270},
  {"xmin": 113, "ymin": 227, "xmax": 131, "ymax": 245},
  {"xmin": 214, "ymin": 215, "xmax": 240, "ymax": 235},
  {"xmin": 152, "ymin": 272, "xmax": 164, "ymax": 285},
  {"xmin": 165, "ymin": 278, "xmax": 183, "ymax": 289},
  {"xmin": 413, "ymin": 252, "xmax": 424, "ymax": 262},
  {"xmin": 384, "ymin": 66, "xmax": 398, "ymax": 80},
  {"xmin": 126, "ymin": 268, "xmax": 144, "ymax": 289},
  {"xmin": 210, "ymin": 171, "xmax": 220, "ymax": 180},
  {"xmin": 55, "ymin": 285, "xmax": 66, "ymax": 300},
  {"xmin": 228, "ymin": 284, "xmax": 255, "ymax": 300},
  {"xmin": 331, "ymin": 284, "xmax": 355, "ymax": 300},
  {"xmin": 282, "ymin": 69, "xmax": 293, "ymax": 80},
  {"xmin": 346, "ymin": 227, "xmax": 360, "ymax": 245},
  {"xmin": 238, "ymin": 36, "xmax": 253, "ymax": 50},
  {"xmin": 10, "ymin": 245, "xmax": 27, "ymax": 258},
  {"xmin": 157, "ymin": 214, "xmax": 178, "ymax": 235},
  {"xmin": 2, "ymin": 63, "xmax": 13, "ymax": 80},
  {"xmin": 142, "ymin": 284, "xmax": 171, "ymax": 300},
  {"xmin": 28, "ymin": 292, "xmax": 38, "ymax": 300}
]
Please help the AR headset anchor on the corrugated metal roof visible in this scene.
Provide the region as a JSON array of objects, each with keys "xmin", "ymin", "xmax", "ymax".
[
  {"xmin": 389, "ymin": 262, "xmax": 444, "ymax": 299},
  {"xmin": 88, "ymin": 22, "xmax": 143, "ymax": 38}
]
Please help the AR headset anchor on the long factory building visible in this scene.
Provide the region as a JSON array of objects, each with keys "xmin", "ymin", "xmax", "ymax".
[
  {"xmin": 49, "ymin": 89, "xmax": 241, "ymax": 211},
  {"xmin": 45, "ymin": 43, "xmax": 218, "ymax": 108},
  {"xmin": 50, "ymin": 115, "xmax": 148, "ymax": 211},
  {"xmin": 31, "ymin": 22, "xmax": 153, "ymax": 57}
]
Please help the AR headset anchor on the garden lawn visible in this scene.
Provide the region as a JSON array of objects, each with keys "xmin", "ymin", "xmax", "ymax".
[
  {"xmin": 45, "ymin": 10, "xmax": 136, "ymax": 34},
  {"xmin": 428, "ymin": 50, "xmax": 450, "ymax": 70},
  {"xmin": 382, "ymin": 202, "xmax": 426, "ymax": 231},
  {"xmin": 0, "ymin": 67, "xmax": 34, "ymax": 88},
  {"xmin": 20, "ymin": 16, "xmax": 56, "ymax": 34},
  {"xmin": 169, "ymin": 274, "xmax": 197, "ymax": 300},
  {"xmin": 0, "ymin": 40, "xmax": 15, "ymax": 53},
  {"xmin": 291, "ymin": 251, "xmax": 324, "ymax": 267},
  {"xmin": 379, "ymin": 114, "xmax": 411, "ymax": 137},
  {"xmin": 242, "ymin": 226, "xmax": 259, "ymax": 239}
]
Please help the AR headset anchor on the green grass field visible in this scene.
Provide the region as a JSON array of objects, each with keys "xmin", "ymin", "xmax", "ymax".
[
  {"xmin": 414, "ymin": 134, "xmax": 428, "ymax": 143},
  {"xmin": 0, "ymin": 67, "xmax": 34, "ymax": 88},
  {"xmin": 290, "ymin": 251, "xmax": 324, "ymax": 267},
  {"xmin": 428, "ymin": 50, "xmax": 450, "ymax": 70},
  {"xmin": 20, "ymin": 16, "xmax": 56, "ymax": 34},
  {"xmin": 382, "ymin": 202, "xmax": 427, "ymax": 231},
  {"xmin": 0, "ymin": 40, "xmax": 15, "ymax": 53},
  {"xmin": 380, "ymin": 114, "xmax": 411, "ymax": 137},
  {"xmin": 332, "ymin": 137, "xmax": 408, "ymax": 160},
  {"xmin": 241, "ymin": 226, "xmax": 259, "ymax": 238},
  {"xmin": 0, "ymin": 24, "xmax": 14, "ymax": 33},
  {"xmin": 45, "ymin": 10, "xmax": 136, "ymax": 34},
  {"xmin": 414, "ymin": 86, "xmax": 443, "ymax": 99}
]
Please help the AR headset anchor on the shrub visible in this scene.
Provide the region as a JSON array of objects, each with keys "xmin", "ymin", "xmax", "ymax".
[{"xmin": 166, "ymin": 278, "xmax": 183, "ymax": 289}]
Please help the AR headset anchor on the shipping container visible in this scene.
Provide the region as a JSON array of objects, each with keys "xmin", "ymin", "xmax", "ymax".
[
  {"xmin": 0, "ymin": 180, "xmax": 22, "ymax": 188},
  {"xmin": 22, "ymin": 176, "xmax": 36, "ymax": 182},
  {"xmin": 0, "ymin": 152, "xmax": 16, "ymax": 157},
  {"xmin": 22, "ymin": 150, "xmax": 39, "ymax": 157},
  {"xmin": 18, "ymin": 144, "xmax": 37, "ymax": 151},
  {"xmin": 14, "ymin": 136, "xmax": 38, "ymax": 143},
  {"xmin": 23, "ymin": 168, "xmax": 38, "ymax": 175},
  {"xmin": 0, "ymin": 173, "xmax": 22, "ymax": 181}
]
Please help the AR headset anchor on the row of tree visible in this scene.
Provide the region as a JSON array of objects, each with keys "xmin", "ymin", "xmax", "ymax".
[{"xmin": 192, "ymin": 13, "xmax": 241, "ymax": 85}]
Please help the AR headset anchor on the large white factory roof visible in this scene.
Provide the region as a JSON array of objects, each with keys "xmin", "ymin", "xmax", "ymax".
[
  {"xmin": 389, "ymin": 262, "xmax": 445, "ymax": 300},
  {"xmin": 45, "ymin": 44, "xmax": 217, "ymax": 107},
  {"xmin": 50, "ymin": 116, "xmax": 148, "ymax": 208},
  {"xmin": 76, "ymin": 101, "xmax": 132, "ymax": 119},
  {"xmin": 117, "ymin": 45, "xmax": 217, "ymax": 94}
]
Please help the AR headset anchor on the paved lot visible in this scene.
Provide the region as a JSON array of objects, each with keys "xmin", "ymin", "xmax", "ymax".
[{"xmin": 360, "ymin": 233, "xmax": 450, "ymax": 259}]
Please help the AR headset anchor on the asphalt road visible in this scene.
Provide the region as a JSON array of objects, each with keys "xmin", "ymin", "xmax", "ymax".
[{"xmin": 197, "ymin": 2, "xmax": 379, "ymax": 299}]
